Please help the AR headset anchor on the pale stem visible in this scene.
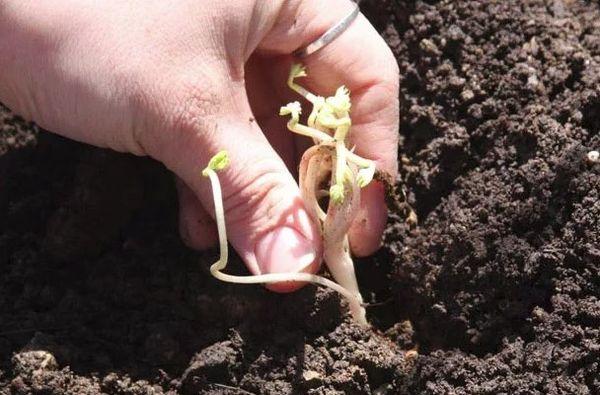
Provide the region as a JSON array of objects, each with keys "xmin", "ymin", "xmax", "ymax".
[
  {"xmin": 324, "ymin": 118, "xmax": 352, "ymax": 133},
  {"xmin": 322, "ymin": 168, "xmax": 368, "ymax": 326},
  {"xmin": 323, "ymin": 238, "xmax": 367, "ymax": 325},
  {"xmin": 334, "ymin": 140, "xmax": 348, "ymax": 188},
  {"xmin": 287, "ymin": 76, "xmax": 320, "ymax": 105},
  {"xmin": 288, "ymin": 81, "xmax": 312, "ymax": 101},
  {"xmin": 206, "ymin": 169, "xmax": 228, "ymax": 273},
  {"xmin": 346, "ymin": 150, "xmax": 375, "ymax": 169},
  {"xmin": 288, "ymin": 121, "xmax": 335, "ymax": 143},
  {"xmin": 307, "ymin": 98, "xmax": 325, "ymax": 129}
]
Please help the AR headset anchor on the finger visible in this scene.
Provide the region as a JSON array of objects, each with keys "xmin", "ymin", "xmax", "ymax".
[
  {"xmin": 343, "ymin": 77, "xmax": 398, "ymax": 256},
  {"xmin": 175, "ymin": 177, "xmax": 218, "ymax": 251},
  {"xmin": 347, "ymin": 84, "xmax": 398, "ymax": 256},
  {"xmin": 348, "ymin": 182, "xmax": 387, "ymax": 257},
  {"xmin": 261, "ymin": 0, "xmax": 400, "ymax": 255},
  {"xmin": 142, "ymin": 76, "xmax": 322, "ymax": 293}
]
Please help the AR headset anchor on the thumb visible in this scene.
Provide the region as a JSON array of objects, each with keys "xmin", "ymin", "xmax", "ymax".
[{"xmin": 143, "ymin": 82, "xmax": 322, "ymax": 292}]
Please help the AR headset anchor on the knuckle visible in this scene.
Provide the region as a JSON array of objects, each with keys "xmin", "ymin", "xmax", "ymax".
[
  {"xmin": 127, "ymin": 67, "xmax": 230, "ymax": 163},
  {"xmin": 141, "ymin": 74, "xmax": 225, "ymax": 158},
  {"xmin": 166, "ymin": 79, "xmax": 222, "ymax": 136}
]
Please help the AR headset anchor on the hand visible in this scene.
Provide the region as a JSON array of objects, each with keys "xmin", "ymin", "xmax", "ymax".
[{"xmin": 0, "ymin": 0, "xmax": 399, "ymax": 291}]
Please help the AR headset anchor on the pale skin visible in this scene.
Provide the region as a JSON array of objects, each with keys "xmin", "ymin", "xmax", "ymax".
[{"xmin": 0, "ymin": 0, "xmax": 399, "ymax": 292}]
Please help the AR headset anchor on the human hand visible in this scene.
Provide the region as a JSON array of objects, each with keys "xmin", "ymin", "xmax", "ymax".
[{"xmin": 0, "ymin": 0, "xmax": 399, "ymax": 291}]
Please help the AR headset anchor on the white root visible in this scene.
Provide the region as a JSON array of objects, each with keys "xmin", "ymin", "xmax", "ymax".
[{"xmin": 323, "ymin": 160, "xmax": 367, "ymax": 325}]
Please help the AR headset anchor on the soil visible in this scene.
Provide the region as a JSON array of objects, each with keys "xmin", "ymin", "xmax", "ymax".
[{"xmin": 1, "ymin": 0, "xmax": 599, "ymax": 394}]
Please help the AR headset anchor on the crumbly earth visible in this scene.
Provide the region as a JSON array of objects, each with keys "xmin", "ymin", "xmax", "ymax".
[{"xmin": 1, "ymin": 0, "xmax": 599, "ymax": 394}]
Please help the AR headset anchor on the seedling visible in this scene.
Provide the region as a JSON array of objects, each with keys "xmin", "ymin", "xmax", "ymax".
[
  {"xmin": 202, "ymin": 64, "xmax": 377, "ymax": 326},
  {"xmin": 202, "ymin": 151, "xmax": 365, "ymax": 322}
]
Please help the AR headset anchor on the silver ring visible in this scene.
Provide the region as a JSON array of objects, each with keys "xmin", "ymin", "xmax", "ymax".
[{"xmin": 293, "ymin": 2, "xmax": 360, "ymax": 58}]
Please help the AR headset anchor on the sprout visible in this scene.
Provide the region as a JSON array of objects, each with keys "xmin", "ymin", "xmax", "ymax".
[
  {"xmin": 330, "ymin": 184, "xmax": 345, "ymax": 204},
  {"xmin": 202, "ymin": 150, "xmax": 229, "ymax": 176},
  {"xmin": 347, "ymin": 150, "xmax": 376, "ymax": 188},
  {"xmin": 357, "ymin": 163, "xmax": 376, "ymax": 188},
  {"xmin": 327, "ymin": 86, "xmax": 352, "ymax": 115},
  {"xmin": 278, "ymin": 63, "xmax": 377, "ymax": 324},
  {"xmin": 279, "ymin": 101, "xmax": 302, "ymax": 119},
  {"xmin": 281, "ymin": 100, "xmax": 336, "ymax": 143},
  {"xmin": 202, "ymin": 63, "xmax": 378, "ymax": 326},
  {"xmin": 287, "ymin": 63, "xmax": 313, "ymax": 100},
  {"xmin": 202, "ymin": 151, "xmax": 366, "ymax": 322},
  {"xmin": 290, "ymin": 63, "xmax": 307, "ymax": 80}
]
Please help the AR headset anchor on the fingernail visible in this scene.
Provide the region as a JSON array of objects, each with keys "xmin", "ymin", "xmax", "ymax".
[{"xmin": 255, "ymin": 226, "xmax": 318, "ymax": 274}]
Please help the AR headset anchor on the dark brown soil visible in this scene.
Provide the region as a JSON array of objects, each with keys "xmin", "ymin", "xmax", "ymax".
[{"xmin": 1, "ymin": 0, "xmax": 599, "ymax": 394}]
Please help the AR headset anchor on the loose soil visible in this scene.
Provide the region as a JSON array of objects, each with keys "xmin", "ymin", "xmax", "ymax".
[{"xmin": 1, "ymin": 0, "xmax": 599, "ymax": 394}]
